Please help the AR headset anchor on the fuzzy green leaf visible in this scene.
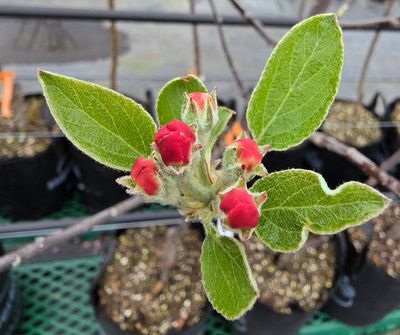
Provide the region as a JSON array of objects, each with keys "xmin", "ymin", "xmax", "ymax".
[
  {"xmin": 39, "ymin": 71, "xmax": 156, "ymax": 171},
  {"xmin": 247, "ymin": 14, "xmax": 343, "ymax": 150},
  {"xmin": 204, "ymin": 107, "xmax": 234, "ymax": 160},
  {"xmin": 251, "ymin": 169, "xmax": 389, "ymax": 252},
  {"xmin": 201, "ymin": 234, "xmax": 258, "ymax": 320},
  {"xmin": 156, "ymin": 75, "xmax": 207, "ymax": 125}
]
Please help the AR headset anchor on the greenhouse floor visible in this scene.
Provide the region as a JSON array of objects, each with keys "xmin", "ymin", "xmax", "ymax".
[{"xmin": 1, "ymin": 195, "xmax": 399, "ymax": 335}]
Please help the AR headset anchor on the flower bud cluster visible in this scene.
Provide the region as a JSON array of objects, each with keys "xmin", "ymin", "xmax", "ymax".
[{"xmin": 119, "ymin": 91, "xmax": 268, "ymax": 241}]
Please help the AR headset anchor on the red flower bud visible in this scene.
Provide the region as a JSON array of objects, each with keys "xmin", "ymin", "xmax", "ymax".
[
  {"xmin": 220, "ymin": 188, "xmax": 260, "ymax": 229},
  {"xmin": 154, "ymin": 120, "xmax": 196, "ymax": 167},
  {"xmin": 234, "ymin": 138, "xmax": 263, "ymax": 172},
  {"xmin": 131, "ymin": 157, "xmax": 160, "ymax": 196},
  {"xmin": 189, "ymin": 92, "xmax": 213, "ymax": 111}
]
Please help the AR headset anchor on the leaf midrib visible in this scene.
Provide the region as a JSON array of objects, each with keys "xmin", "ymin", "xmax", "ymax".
[
  {"xmin": 258, "ymin": 28, "xmax": 323, "ymax": 141},
  {"xmin": 48, "ymin": 83, "xmax": 145, "ymax": 157}
]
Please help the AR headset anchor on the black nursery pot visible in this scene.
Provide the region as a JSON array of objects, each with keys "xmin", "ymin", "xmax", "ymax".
[
  {"xmin": 231, "ymin": 234, "xmax": 347, "ymax": 335},
  {"xmin": 0, "ymin": 244, "xmax": 22, "ymax": 335},
  {"xmin": 383, "ymin": 97, "xmax": 400, "ymax": 163},
  {"xmin": 90, "ymin": 226, "xmax": 210, "ymax": 335},
  {"xmin": 0, "ymin": 137, "xmax": 74, "ymax": 220},
  {"xmin": 230, "ymin": 302, "xmax": 313, "ymax": 335},
  {"xmin": 0, "ymin": 94, "xmax": 75, "ymax": 220},
  {"xmin": 322, "ymin": 228, "xmax": 400, "ymax": 327},
  {"xmin": 70, "ymin": 146, "xmax": 128, "ymax": 212},
  {"xmin": 263, "ymin": 141, "xmax": 312, "ymax": 173},
  {"xmin": 308, "ymin": 96, "xmax": 387, "ymax": 188}
]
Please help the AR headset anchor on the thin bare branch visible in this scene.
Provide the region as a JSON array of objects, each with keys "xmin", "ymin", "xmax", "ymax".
[
  {"xmin": 190, "ymin": 0, "xmax": 202, "ymax": 75},
  {"xmin": 309, "ymin": 132, "xmax": 400, "ymax": 197},
  {"xmin": 297, "ymin": 0, "xmax": 307, "ymax": 19},
  {"xmin": 308, "ymin": 0, "xmax": 332, "ymax": 17},
  {"xmin": 228, "ymin": 0, "xmax": 276, "ymax": 47},
  {"xmin": 340, "ymin": 16, "xmax": 400, "ymax": 30},
  {"xmin": 336, "ymin": 0, "xmax": 353, "ymax": 18},
  {"xmin": 208, "ymin": 0, "xmax": 248, "ymax": 101},
  {"xmin": 0, "ymin": 196, "xmax": 144, "ymax": 272},
  {"xmin": 367, "ymin": 147, "xmax": 400, "ymax": 187},
  {"xmin": 357, "ymin": 0, "xmax": 395, "ymax": 103},
  {"xmin": 108, "ymin": 0, "xmax": 118, "ymax": 90}
]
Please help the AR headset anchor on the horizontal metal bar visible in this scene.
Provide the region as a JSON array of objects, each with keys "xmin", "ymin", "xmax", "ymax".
[
  {"xmin": 0, "ymin": 209, "xmax": 183, "ymax": 239},
  {"xmin": 0, "ymin": 218, "xmax": 188, "ymax": 239},
  {"xmin": 0, "ymin": 6, "xmax": 398, "ymax": 30}
]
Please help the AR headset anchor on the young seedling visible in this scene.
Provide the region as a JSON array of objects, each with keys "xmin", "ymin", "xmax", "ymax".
[{"xmin": 38, "ymin": 14, "xmax": 388, "ymax": 320}]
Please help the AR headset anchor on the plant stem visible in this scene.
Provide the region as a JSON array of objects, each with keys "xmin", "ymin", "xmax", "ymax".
[
  {"xmin": 308, "ymin": 0, "xmax": 332, "ymax": 17},
  {"xmin": 228, "ymin": 0, "xmax": 276, "ymax": 47},
  {"xmin": 357, "ymin": 0, "xmax": 395, "ymax": 103},
  {"xmin": 208, "ymin": 0, "xmax": 248, "ymax": 102},
  {"xmin": 367, "ymin": 147, "xmax": 400, "ymax": 187},
  {"xmin": 202, "ymin": 217, "xmax": 217, "ymax": 237},
  {"xmin": 310, "ymin": 132, "xmax": 400, "ymax": 197},
  {"xmin": 189, "ymin": 0, "xmax": 201, "ymax": 75},
  {"xmin": 108, "ymin": 0, "xmax": 118, "ymax": 90},
  {"xmin": 0, "ymin": 196, "xmax": 144, "ymax": 272}
]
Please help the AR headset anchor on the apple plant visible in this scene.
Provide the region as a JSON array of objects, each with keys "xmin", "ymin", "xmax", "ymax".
[{"xmin": 38, "ymin": 14, "xmax": 388, "ymax": 320}]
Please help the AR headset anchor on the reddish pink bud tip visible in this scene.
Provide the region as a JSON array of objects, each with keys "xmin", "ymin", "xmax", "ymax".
[
  {"xmin": 220, "ymin": 188, "xmax": 260, "ymax": 230},
  {"xmin": 154, "ymin": 120, "xmax": 196, "ymax": 167},
  {"xmin": 234, "ymin": 138, "xmax": 263, "ymax": 172},
  {"xmin": 131, "ymin": 157, "xmax": 160, "ymax": 196},
  {"xmin": 189, "ymin": 92, "xmax": 209, "ymax": 110}
]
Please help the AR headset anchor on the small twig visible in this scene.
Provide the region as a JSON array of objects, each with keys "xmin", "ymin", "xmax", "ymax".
[
  {"xmin": 208, "ymin": 0, "xmax": 248, "ymax": 102},
  {"xmin": 310, "ymin": 132, "xmax": 400, "ymax": 198},
  {"xmin": 190, "ymin": 0, "xmax": 201, "ymax": 75},
  {"xmin": 357, "ymin": 0, "xmax": 395, "ymax": 103},
  {"xmin": 228, "ymin": 0, "xmax": 276, "ymax": 47},
  {"xmin": 297, "ymin": 0, "xmax": 307, "ymax": 18},
  {"xmin": 108, "ymin": 0, "xmax": 118, "ymax": 90},
  {"xmin": 308, "ymin": 0, "xmax": 333, "ymax": 17},
  {"xmin": 367, "ymin": 147, "xmax": 400, "ymax": 187},
  {"xmin": 336, "ymin": 0, "xmax": 353, "ymax": 18},
  {"xmin": 340, "ymin": 16, "xmax": 400, "ymax": 30},
  {"xmin": 151, "ymin": 221, "xmax": 189, "ymax": 295},
  {"xmin": 0, "ymin": 196, "xmax": 144, "ymax": 272}
]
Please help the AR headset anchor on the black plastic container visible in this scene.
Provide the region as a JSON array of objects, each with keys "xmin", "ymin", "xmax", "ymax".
[
  {"xmin": 91, "ymin": 226, "xmax": 209, "ymax": 335},
  {"xmin": 231, "ymin": 234, "xmax": 347, "ymax": 335},
  {"xmin": 263, "ymin": 141, "xmax": 312, "ymax": 173},
  {"xmin": 0, "ymin": 137, "xmax": 74, "ymax": 220},
  {"xmin": 0, "ymin": 244, "xmax": 22, "ymax": 335},
  {"xmin": 0, "ymin": 94, "xmax": 75, "ymax": 220},
  {"xmin": 70, "ymin": 146, "xmax": 128, "ymax": 212},
  {"xmin": 383, "ymin": 98, "xmax": 400, "ymax": 181},
  {"xmin": 322, "ymin": 225, "xmax": 400, "ymax": 326},
  {"xmin": 308, "ymin": 96, "xmax": 388, "ymax": 188}
]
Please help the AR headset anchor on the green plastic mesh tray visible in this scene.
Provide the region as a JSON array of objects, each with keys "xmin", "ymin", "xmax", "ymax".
[{"xmin": 13, "ymin": 256, "xmax": 400, "ymax": 335}]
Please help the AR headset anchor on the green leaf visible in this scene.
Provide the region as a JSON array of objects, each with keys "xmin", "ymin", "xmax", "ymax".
[
  {"xmin": 39, "ymin": 71, "xmax": 156, "ymax": 171},
  {"xmin": 201, "ymin": 234, "xmax": 258, "ymax": 320},
  {"xmin": 251, "ymin": 169, "xmax": 389, "ymax": 252},
  {"xmin": 204, "ymin": 106, "xmax": 234, "ymax": 160},
  {"xmin": 156, "ymin": 75, "xmax": 207, "ymax": 125},
  {"xmin": 247, "ymin": 14, "xmax": 343, "ymax": 150}
]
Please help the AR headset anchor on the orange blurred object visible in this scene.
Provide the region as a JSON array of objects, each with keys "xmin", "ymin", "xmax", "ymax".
[
  {"xmin": 224, "ymin": 120, "xmax": 244, "ymax": 145},
  {"xmin": 0, "ymin": 70, "xmax": 15, "ymax": 119}
]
